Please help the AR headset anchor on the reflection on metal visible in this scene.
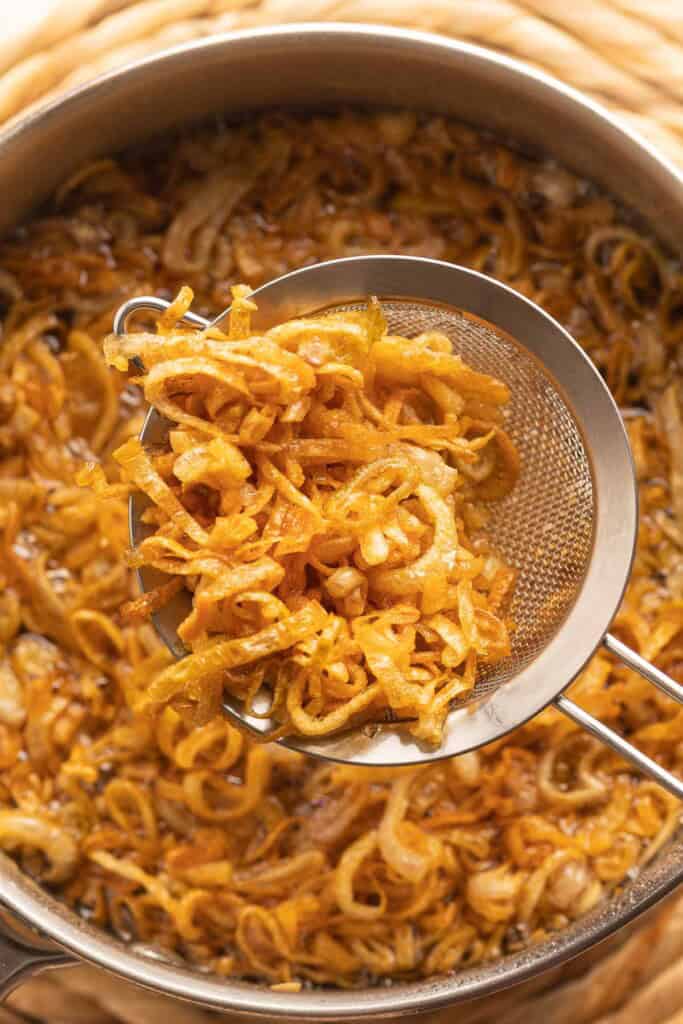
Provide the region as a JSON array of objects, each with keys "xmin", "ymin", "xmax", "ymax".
[{"xmin": 1, "ymin": 21, "xmax": 683, "ymax": 1019}]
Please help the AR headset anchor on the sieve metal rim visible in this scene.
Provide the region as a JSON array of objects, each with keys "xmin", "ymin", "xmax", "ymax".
[
  {"xmin": 296, "ymin": 297, "xmax": 597, "ymax": 702},
  {"xmin": 124, "ymin": 256, "xmax": 638, "ymax": 765}
]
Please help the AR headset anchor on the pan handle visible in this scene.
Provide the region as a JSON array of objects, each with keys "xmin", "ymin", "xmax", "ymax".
[
  {"xmin": 554, "ymin": 632, "xmax": 683, "ymax": 800},
  {"xmin": 0, "ymin": 906, "xmax": 75, "ymax": 1000}
]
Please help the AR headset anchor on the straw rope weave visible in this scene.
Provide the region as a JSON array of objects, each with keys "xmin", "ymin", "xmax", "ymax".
[
  {"xmin": 2, "ymin": 1, "xmax": 683, "ymax": 1021},
  {"xmin": 4, "ymin": 0, "xmax": 683, "ymax": 164}
]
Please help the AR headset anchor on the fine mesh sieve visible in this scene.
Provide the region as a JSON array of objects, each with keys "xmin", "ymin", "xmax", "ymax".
[
  {"xmin": 118, "ymin": 256, "xmax": 683, "ymax": 795},
  {"xmin": 324, "ymin": 299, "xmax": 596, "ymax": 704}
]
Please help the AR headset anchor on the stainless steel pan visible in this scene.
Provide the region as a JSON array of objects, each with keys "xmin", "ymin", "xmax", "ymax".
[{"xmin": 0, "ymin": 23, "xmax": 682, "ymax": 1019}]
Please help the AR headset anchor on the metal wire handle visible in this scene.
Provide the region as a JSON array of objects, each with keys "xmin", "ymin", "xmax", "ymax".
[
  {"xmin": 558, "ymin": 635, "xmax": 683, "ymax": 800},
  {"xmin": 116, "ymin": 294, "xmax": 683, "ymax": 799},
  {"xmin": 112, "ymin": 295, "xmax": 210, "ymax": 334}
]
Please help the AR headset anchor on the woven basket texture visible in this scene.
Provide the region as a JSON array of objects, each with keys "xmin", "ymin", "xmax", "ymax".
[{"xmin": 2, "ymin": 2, "xmax": 683, "ymax": 1021}]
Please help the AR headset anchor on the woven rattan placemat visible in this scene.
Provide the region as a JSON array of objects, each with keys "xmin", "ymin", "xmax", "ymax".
[{"xmin": 2, "ymin": 2, "xmax": 683, "ymax": 1021}]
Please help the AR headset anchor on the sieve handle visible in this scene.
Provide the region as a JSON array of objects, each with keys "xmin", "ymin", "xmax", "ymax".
[
  {"xmin": 602, "ymin": 633, "xmax": 683, "ymax": 702},
  {"xmin": 554, "ymin": 632, "xmax": 683, "ymax": 801},
  {"xmin": 113, "ymin": 296, "xmax": 210, "ymax": 374},
  {"xmin": 112, "ymin": 295, "xmax": 209, "ymax": 334},
  {"xmin": 113, "ymin": 292, "xmax": 683, "ymax": 796}
]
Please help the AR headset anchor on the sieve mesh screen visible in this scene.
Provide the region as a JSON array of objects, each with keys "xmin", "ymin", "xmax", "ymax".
[{"xmin": 325, "ymin": 299, "xmax": 596, "ymax": 705}]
